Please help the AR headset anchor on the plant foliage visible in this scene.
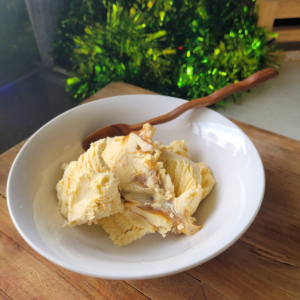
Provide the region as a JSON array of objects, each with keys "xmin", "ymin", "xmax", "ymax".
[{"xmin": 53, "ymin": 0, "xmax": 278, "ymax": 107}]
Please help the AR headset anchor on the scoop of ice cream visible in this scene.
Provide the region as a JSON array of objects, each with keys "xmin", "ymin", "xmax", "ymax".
[
  {"xmin": 99, "ymin": 208, "xmax": 157, "ymax": 246},
  {"xmin": 158, "ymin": 150, "xmax": 204, "ymax": 235},
  {"xmin": 103, "ymin": 123, "xmax": 175, "ymax": 204},
  {"xmin": 56, "ymin": 139, "xmax": 123, "ymax": 227},
  {"xmin": 154, "ymin": 140, "xmax": 215, "ymax": 203},
  {"xmin": 100, "ymin": 124, "xmax": 213, "ymax": 245},
  {"xmin": 99, "ymin": 204, "xmax": 177, "ymax": 246}
]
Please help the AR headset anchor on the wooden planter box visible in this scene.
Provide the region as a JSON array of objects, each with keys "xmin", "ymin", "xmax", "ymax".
[{"xmin": 257, "ymin": 0, "xmax": 300, "ymax": 43}]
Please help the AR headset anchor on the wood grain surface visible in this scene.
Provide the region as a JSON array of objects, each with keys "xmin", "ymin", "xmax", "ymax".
[
  {"xmin": 275, "ymin": 0, "xmax": 300, "ymax": 19},
  {"xmin": 1, "ymin": 82, "xmax": 300, "ymax": 300}
]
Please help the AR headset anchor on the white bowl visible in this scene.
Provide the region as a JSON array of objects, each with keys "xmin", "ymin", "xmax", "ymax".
[{"xmin": 7, "ymin": 94, "xmax": 264, "ymax": 280}]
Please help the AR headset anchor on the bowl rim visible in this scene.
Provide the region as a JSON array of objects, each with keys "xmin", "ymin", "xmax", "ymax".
[{"xmin": 6, "ymin": 94, "xmax": 265, "ymax": 279}]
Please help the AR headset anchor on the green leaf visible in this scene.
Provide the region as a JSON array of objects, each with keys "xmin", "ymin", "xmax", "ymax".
[
  {"xmin": 94, "ymin": 45, "xmax": 102, "ymax": 53},
  {"xmin": 95, "ymin": 65, "xmax": 101, "ymax": 74},
  {"xmin": 84, "ymin": 27, "xmax": 93, "ymax": 35},
  {"xmin": 145, "ymin": 30, "xmax": 167, "ymax": 42},
  {"xmin": 67, "ymin": 77, "xmax": 80, "ymax": 85},
  {"xmin": 53, "ymin": 0, "xmax": 280, "ymax": 105}
]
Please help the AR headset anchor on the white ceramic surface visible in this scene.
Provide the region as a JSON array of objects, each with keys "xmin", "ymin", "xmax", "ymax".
[{"xmin": 7, "ymin": 94, "xmax": 265, "ymax": 280}]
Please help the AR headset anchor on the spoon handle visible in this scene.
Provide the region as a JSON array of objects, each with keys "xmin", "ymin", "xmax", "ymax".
[{"xmin": 129, "ymin": 68, "xmax": 278, "ymax": 131}]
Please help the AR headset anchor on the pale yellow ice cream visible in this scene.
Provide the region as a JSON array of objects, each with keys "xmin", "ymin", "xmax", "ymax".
[
  {"xmin": 196, "ymin": 162, "xmax": 215, "ymax": 200},
  {"xmin": 155, "ymin": 140, "xmax": 189, "ymax": 158},
  {"xmin": 56, "ymin": 139, "xmax": 123, "ymax": 227},
  {"xmin": 99, "ymin": 210, "xmax": 156, "ymax": 247},
  {"xmin": 56, "ymin": 123, "xmax": 215, "ymax": 246},
  {"xmin": 99, "ymin": 124, "xmax": 215, "ymax": 245}
]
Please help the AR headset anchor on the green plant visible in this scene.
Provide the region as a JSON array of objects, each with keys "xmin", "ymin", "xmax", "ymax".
[{"xmin": 53, "ymin": 0, "xmax": 278, "ymax": 108}]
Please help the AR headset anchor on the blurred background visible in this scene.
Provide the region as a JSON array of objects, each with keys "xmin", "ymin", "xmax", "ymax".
[{"xmin": 0, "ymin": 0, "xmax": 299, "ymax": 154}]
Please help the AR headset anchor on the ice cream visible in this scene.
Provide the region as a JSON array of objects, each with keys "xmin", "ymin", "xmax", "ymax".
[
  {"xmin": 99, "ymin": 210, "xmax": 156, "ymax": 247},
  {"xmin": 56, "ymin": 123, "xmax": 215, "ymax": 246},
  {"xmin": 56, "ymin": 139, "xmax": 123, "ymax": 227},
  {"xmin": 155, "ymin": 140, "xmax": 189, "ymax": 158},
  {"xmin": 99, "ymin": 124, "xmax": 215, "ymax": 245}
]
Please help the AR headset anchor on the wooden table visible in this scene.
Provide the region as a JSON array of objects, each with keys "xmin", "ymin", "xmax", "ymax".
[{"xmin": 1, "ymin": 83, "xmax": 300, "ymax": 300}]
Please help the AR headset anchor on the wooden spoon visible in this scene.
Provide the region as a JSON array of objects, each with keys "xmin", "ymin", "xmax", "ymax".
[{"xmin": 82, "ymin": 68, "xmax": 278, "ymax": 150}]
